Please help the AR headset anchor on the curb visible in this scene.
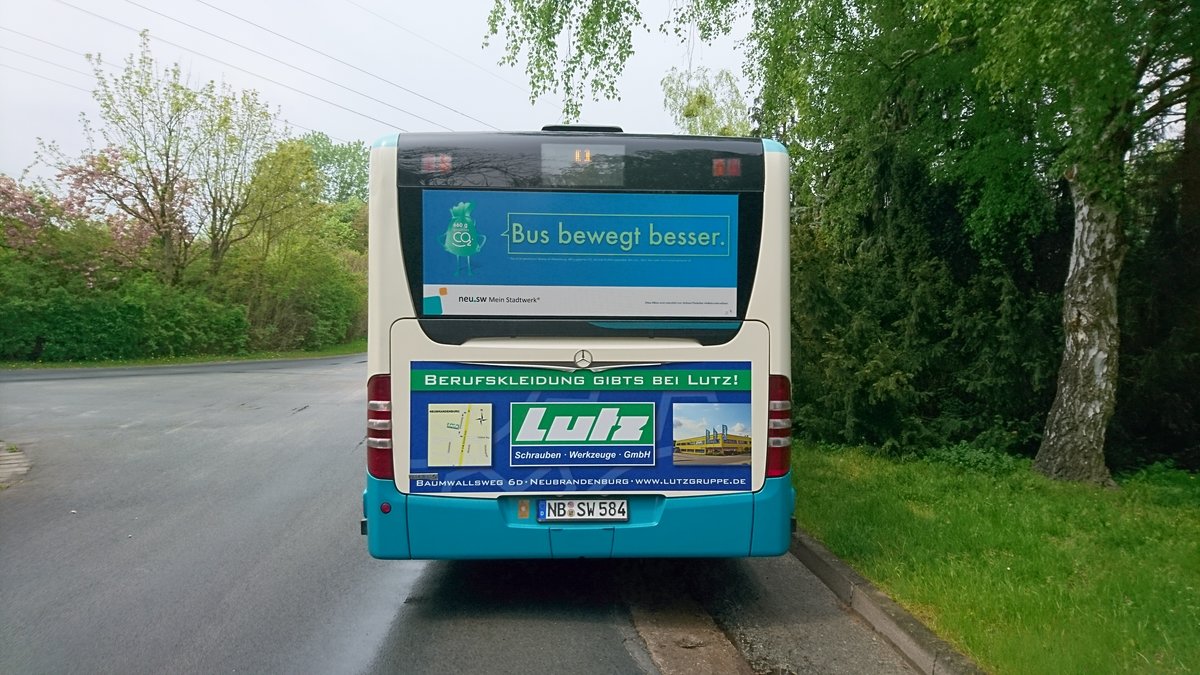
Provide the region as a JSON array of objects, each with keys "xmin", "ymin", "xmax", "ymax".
[{"xmin": 789, "ymin": 531, "xmax": 985, "ymax": 675}]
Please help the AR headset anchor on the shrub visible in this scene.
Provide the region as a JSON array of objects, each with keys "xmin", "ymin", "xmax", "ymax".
[{"xmin": 0, "ymin": 274, "xmax": 247, "ymax": 362}]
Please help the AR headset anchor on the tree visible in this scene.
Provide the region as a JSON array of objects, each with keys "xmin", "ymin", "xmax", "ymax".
[
  {"xmin": 244, "ymin": 139, "xmax": 327, "ymax": 259},
  {"xmin": 0, "ymin": 174, "xmax": 114, "ymax": 289},
  {"xmin": 300, "ymin": 132, "xmax": 368, "ymax": 203},
  {"xmin": 45, "ymin": 33, "xmax": 203, "ymax": 285},
  {"xmin": 922, "ymin": 0, "xmax": 1198, "ymax": 484},
  {"xmin": 486, "ymin": 0, "xmax": 1198, "ymax": 484},
  {"xmin": 661, "ymin": 67, "xmax": 752, "ymax": 136},
  {"xmin": 486, "ymin": 0, "xmax": 644, "ymax": 121},
  {"xmin": 210, "ymin": 140, "xmax": 364, "ymax": 351},
  {"xmin": 193, "ymin": 85, "xmax": 285, "ymax": 276},
  {"xmin": 45, "ymin": 33, "xmax": 292, "ymax": 283}
]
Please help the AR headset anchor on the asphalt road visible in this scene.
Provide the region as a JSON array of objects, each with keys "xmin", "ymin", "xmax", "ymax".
[{"xmin": 0, "ymin": 357, "xmax": 912, "ymax": 675}]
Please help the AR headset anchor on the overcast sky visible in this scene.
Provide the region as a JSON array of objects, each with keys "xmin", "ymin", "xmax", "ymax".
[{"xmin": 0, "ymin": 0, "xmax": 748, "ymax": 180}]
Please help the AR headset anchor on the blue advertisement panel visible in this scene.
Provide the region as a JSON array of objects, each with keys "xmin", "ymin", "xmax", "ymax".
[
  {"xmin": 407, "ymin": 361, "xmax": 754, "ymax": 494},
  {"xmin": 420, "ymin": 190, "xmax": 739, "ymax": 318}
]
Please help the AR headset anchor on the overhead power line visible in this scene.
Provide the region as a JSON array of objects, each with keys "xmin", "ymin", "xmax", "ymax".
[
  {"xmin": 0, "ymin": 26, "xmax": 127, "ymax": 78},
  {"xmin": 1, "ymin": 25, "xmax": 350, "ymax": 142},
  {"xmin": 0, "ymin": 62, "xmax": 91, "ymax": 92},
  {"xmin": 282, "ymin": 120, "xmax": 349, "ymax": 143},
  {"xmin": 192, "ymin": 0, "xmax": 501, "ymax": 130},
  {"xmin": 0, "ymin": 44, "xmax": 92, "ymax": 78},
  {"xmin": 1, "ymin": 25, "xmax": 92, "ymax": 60},
  {"xmin": 120, "ymin": 0, "xmax": 449, "ymax": 130},
  {"xmin": 343, "ymin": 0, "xmax": 528, "ymax": 94},
  {"xmin": 54, "ymin": 0, "xmax": 408, "ymax": 132}
]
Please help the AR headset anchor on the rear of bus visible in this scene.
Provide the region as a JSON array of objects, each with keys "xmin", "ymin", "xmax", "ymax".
[{"xmin": 363, "ymin": 129, "xmax": 793, "ymax": 559}]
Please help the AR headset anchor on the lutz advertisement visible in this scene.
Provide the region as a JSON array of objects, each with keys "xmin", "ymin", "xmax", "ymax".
[{"xmin": 408, "ymin": 361, "xmax": 754, "ymax": 494}]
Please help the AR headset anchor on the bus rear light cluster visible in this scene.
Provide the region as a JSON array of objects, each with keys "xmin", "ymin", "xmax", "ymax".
[
  {"xmin": 367, "ymin": 375, "xmax": 394, "ymax": 480},
  {"xmin": 712, "ymin": 157, "xmax": 742, "ymax": 177},
  {"xmin": 766, "ymin": 374, "xmax": 793, "ymax": 477}
]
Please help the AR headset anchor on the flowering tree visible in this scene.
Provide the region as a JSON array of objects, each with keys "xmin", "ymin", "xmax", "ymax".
[
  {"xmin": 42, "ymin": 32, "xmax": 287, "ymax": 283},
  {"xmin": 0, "ymin": 174, "xmax": 119, "ymax": 290},
  {"xmin": 39, "ymin": 34, "xmax": 202, "ymax": 285}
]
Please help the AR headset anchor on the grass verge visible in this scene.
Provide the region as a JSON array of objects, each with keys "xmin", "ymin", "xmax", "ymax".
[
  {"xmin": 0, "ymin": 338, "xmax": 367, "ymax": 370},
  {"xmin": 792, "ymin": 442, "xmax": 1199, "ymax": 674}
]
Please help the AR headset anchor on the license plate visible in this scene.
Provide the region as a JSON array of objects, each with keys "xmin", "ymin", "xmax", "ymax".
[{"xmin": 537, "ymin": 499, "xmax": 628, "ymax": 522}]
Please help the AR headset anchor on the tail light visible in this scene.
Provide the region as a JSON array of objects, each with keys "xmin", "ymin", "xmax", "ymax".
[
  {"xmin": 766, "ymin": 374, "xmax": 792, "ymax": 477},
  {"xmin": 367, "ymin": 374, "xmax": 394, "ymax": 479}
]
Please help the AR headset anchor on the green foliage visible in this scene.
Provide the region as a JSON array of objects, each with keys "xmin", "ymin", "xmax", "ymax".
[
  {"xmin": 918, "ymin": 442, "xmax": 1029, "ymax": 476},
  {"xmin": 4, "ymin": 132, "xmax": 361, "ymax": 362},
  {"xmin": 235, "ymin": 239, "xmax": 360, "ymax": 348},
  {"xmin": 794, "ymin": 442, "xmax": 1200, "ymax": 674},
  {"xmin": 204, "ymin": 137, "xmax": 365, "ymax": 352},
  {"xmin": 4, "ymin": 39, "xmax": 366, "ymax": 364},
  {"xmin": 0, "ymin": 271, "xmax": 247, "ymax": 361},
  {"xmin": 486, "ymin": 0, "xmax": 645, "ymax": 120},
  {"xmin": 789, "ymin": 147, "xmax": 1067, "ymax": 455},
  {"xmin": 300, "ymin": 132, "xmax": 368, "ymax": 203},
  {"xmin": 485, "ymin": 0, "xmax": 1200, "ymax": 470},
  {"xmin": 321, "ymin": 198, "xmax": 368, "ymax": 252},
  {"xmin": 194, "ymin": 83, "xmax": 286, "ymax": 275},
  {"xmin": 1110, "ymin": 136, "xmax": 1200, "ymax": 471},
  {"xmin": 65, "ymin": 32, "xmax": 204, "ymax": 285},
  {"xmin": 216, "ymin": 239, "xmax": 364, "ymax": 351},
  {"xmin": 924, "ymin": 0, "xmax": 1198, "ymax": 196},
  {"xmin": 120, "ymin": 277, "xmax": 248, "ymax": 357},
  {"xmin": 661, "ymin": 67, "xmax": 752, "ymax": 136}
]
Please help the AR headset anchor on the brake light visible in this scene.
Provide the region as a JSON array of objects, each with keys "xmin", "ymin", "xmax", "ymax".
[
  {"xmin": 367, "ymin": 374, "xmax": 394, "ymax": 479},
  {"xmin": 766, "ymin": 375, "xmax": 792, "ymax": 477}
]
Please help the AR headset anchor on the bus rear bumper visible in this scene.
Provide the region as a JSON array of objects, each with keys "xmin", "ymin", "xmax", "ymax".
[{"xmin": 362, "ymin": 475, "xmax": 795, "ymax": 560}]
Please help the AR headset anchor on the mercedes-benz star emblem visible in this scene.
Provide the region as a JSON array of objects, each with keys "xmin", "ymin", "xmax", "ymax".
[{"xmin": 573, "ymin": 350, "xmax": 594, "ymax": 369}]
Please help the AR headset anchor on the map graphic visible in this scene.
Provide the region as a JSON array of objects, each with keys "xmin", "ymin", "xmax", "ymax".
[{"xmin": 427, "ymin": 404, "xmax": 492, "ymax": 467}]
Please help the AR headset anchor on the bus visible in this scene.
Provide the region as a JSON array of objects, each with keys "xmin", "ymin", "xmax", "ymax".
[{"xmin": 362, "ymin": 126, "xmax": 793, "ymax": 559}]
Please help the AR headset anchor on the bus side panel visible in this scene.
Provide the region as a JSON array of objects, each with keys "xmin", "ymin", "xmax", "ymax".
[
  {"xmin": 756, "ymin": 140, "xmax": 791, "ymax": 379},
  {"xmin": 367, "ymin": 138, "xmax": 409, "ymax": 379},
  {"xmin": 750, "ymin": 475, "xmax": 795, "ymax": 556}
]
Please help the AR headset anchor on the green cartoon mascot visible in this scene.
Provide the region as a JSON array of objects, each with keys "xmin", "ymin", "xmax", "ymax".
[{"xmin": 442, "ymin": 201, "xmax": 486, "ymax": 275}]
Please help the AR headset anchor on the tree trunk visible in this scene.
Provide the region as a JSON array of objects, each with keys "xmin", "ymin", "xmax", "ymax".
[{"xmin": 1033, "ymin": 176, "xmax": 1125, "ymax": 485}]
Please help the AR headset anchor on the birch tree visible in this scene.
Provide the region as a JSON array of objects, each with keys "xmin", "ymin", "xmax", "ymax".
[{"xmin": 922, "ymin": 0, "xmax": 1198, "ymax": 484}]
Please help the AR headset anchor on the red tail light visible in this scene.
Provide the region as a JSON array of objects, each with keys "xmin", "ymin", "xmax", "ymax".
[
  {"xmin": 367, "ymin": 374, "xmax": 394, "ymax": 479},
  {"xmin": 766, "ymin": 374, "xmax": 792, "ymax": 477}
]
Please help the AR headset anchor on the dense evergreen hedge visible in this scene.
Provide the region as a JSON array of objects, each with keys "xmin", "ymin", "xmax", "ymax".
[{"xmin": 0, "ymin": 278, "xmax": 247, "ymax": 361}]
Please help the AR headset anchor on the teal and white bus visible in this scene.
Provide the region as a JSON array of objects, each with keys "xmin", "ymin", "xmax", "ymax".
[{"xmin": 363, "ymin": 126, "xmax": 793, "ymax": 559}]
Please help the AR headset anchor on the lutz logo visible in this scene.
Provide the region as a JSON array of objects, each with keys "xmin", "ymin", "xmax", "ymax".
[{"xmin": 511, "ymin": 403, "xmax": 654, "ymax": 446}]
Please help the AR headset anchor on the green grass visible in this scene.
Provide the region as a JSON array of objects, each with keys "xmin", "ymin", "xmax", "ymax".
[
  {"xmin": 792, "ymin": 442, "xmax": 1200, "ymax": 674},
  {"xmin": 0, "ymin": 338, "xmax": 366, "ymax": 370}
]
